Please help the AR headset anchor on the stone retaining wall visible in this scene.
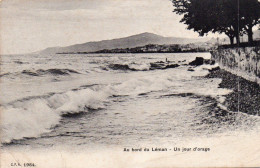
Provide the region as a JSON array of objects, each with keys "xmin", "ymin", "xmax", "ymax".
[{"xmin": 211, "ymin": 47, "xmax": 260, "ymax": 84}]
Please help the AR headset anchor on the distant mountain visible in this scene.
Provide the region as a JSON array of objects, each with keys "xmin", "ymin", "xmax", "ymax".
[{"xmin": 39, "ymin": 32, "xmax": 210, "ymax": 54}]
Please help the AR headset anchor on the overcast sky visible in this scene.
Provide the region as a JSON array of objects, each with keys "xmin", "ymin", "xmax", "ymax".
[{"xmin": 0, "ymin": 0, "xmax": 220, "ymax": 54}]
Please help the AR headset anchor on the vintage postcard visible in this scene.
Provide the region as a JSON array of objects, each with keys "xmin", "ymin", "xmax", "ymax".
[{"xmin": 1, "ymin": 0, "xmax": 260, "ymax": 167}]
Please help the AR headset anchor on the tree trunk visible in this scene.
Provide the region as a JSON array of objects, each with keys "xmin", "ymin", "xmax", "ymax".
[
  {"xmin": 247, "ymin": 24, "xmax": 253, "ymax": 44},
  {"xmin": 229, "ymin": 36, "xmax": 234, "ymax": 45},
  {"xmin": 236, "ymin": 34, "xmax": 240, "ymax": 45}
]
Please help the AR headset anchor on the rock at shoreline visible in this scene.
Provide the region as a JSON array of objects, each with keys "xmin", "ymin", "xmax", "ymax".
[
  {"xmin": 150, "ymin": 62, "xmax": 179, "ymax": 70},
  {"xmin": 189, "ymin": 57, "xmax": 215, "ymax": 66},
  {"xmin": 163, "ymin": 64, "xmax": 180, "ymax": 69},
  {"xmin": 189, "ymin": 57, "xmax": 204, "ymax": 66},
  {"xmin": 208, "ymin": 66, "xmax": 220, "ymax": 72},
  {"xmin": 206, "ymin": 69, "xmax": 260, "ymax": 116},
  {"xmin": 204, "ymin": 59, "xmax": 215, "ymax": 65},
  {"xmin": 188, "ymin": 68, "xmax": 195, "ymax": 71}
]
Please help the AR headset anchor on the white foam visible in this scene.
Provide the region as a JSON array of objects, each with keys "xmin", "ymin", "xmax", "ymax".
[
  {"xmin": 1, "ymin": 87, "xmax": 112, "ymax": 143},
  {"xmin": 1, "ymin": 64, "xmax": 233, "ymax": 143},
  {"xmin": 128, "ymin": 62, "xmax": 150, "ymax": 71},
  {"xmin": 1, "ymin": 99, "xmax": 60, "ymax": 143},
  {"xmin": 55, "ymin": 89, "xmax": 110, "ymax": 113}
]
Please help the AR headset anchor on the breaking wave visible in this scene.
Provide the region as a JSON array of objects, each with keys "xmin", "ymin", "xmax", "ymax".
[
  {"xmin": 107, "ymin": 61, "xmax": 180, "ymax": 71},
  {"xmin": 1, "ymin": 87, "xmax": 110, "ymax": 143},
  {"xmin": 1, "ymin": 65, "xmax": 232, "ymax": 144},
  {"xmin": 22, "ymin": 68, "xmax": 80, "ymax": 76},
  {"xmin": 108, "ymin": 63, "xmax": 150, "ymax": 71},
  {"xmin": 0, "ymin": 68, "xmax": 80, "ymax": 79}
]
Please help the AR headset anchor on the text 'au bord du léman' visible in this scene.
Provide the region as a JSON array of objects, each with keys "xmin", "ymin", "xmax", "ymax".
[{"xmin": 124, "ymin": 147, "xmax": 210, "ymax": 152}]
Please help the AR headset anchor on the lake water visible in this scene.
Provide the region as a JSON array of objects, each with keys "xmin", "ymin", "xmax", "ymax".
[{"xmin": 1, "ymin": 53, "xmax": 260, "ymax": 151}]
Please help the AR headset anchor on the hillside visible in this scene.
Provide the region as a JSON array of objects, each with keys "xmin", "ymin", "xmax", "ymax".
[
  {"xmin": 40, "ymin": 32, "xmax": 209, "ymax": 54},
  {"xmin": 39, "ymin": 30, "xmax": 260, "ymax": 54}
]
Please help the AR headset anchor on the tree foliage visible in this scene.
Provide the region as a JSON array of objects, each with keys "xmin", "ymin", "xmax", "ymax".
[{"xmin": 171, "ymin": 0, "xmax": 260, "ymax": 44}]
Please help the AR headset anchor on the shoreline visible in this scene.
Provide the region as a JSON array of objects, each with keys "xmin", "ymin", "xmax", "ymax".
[
  {"xmin": 56, "ymin": 51, "xmax": 210, "ymax": 54},
  {"xmin": 206, "ymin": 68, "xmax": 260, "ymax": 116}
]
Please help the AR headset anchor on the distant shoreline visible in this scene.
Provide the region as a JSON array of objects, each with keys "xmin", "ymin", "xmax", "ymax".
[{"xmin": 56, "ymin": 51, "xmax": 210, "ymax": 54}]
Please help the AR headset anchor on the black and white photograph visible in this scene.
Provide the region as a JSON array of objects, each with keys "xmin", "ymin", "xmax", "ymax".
[{"xmin": 0, "ymin": 0, "xmax": 260, "ymax": 167}]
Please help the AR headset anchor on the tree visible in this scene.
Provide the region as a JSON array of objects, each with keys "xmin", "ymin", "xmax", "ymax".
[
  {"xmin": 218, "ymin": 0, "xmax": 242, "ymax": 45},
  {"xmin": 239, "ymin": 0, "xmax": 260, "ymax": 44},
  {"xmin": 171, "ymin": 0, "xmax": 260, "ymax": 45}
]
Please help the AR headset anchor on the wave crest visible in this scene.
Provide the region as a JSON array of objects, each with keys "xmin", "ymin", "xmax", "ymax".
[
  {"xmin": 0, "ymin": 68, "xmax": 81, "ymax": 79},
  {"xmin": 1, "ymin": 64, "xmax": 231, "ymax": 144},
  {"xmin": 23, "ymin": 68, "xmax": 80, "ymax": 76}
]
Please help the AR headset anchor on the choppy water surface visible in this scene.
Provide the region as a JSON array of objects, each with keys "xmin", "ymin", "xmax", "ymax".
[{"xmin": 1, "ymin": 53, "xmax": 259, "ymax": 150}]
